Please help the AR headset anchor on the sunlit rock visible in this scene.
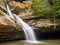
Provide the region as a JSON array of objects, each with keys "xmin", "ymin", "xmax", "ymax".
[{"xmin": 0, "ymin": 15, "xmax": 15, "ymax": 26}]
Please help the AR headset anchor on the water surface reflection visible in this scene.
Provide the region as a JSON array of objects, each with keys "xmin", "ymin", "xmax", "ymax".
[{"xmin": 0, "ymin": 40, "xmax": 60, "ymax": 45}]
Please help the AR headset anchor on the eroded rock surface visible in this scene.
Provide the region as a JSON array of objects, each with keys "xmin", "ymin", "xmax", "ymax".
[{"xmin": 0, "ymin": 0, "xmax": 25, "ymax": 41}]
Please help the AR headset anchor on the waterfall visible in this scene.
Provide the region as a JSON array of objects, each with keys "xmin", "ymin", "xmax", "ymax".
[
  {"xmin": 6, "ymin": 3, "xmax": 37, "ymax": 41},
  {"xmin": 4, "ymin": 2, "xmax": 43, "ymax": 43},
  {"xmin": 12, "ymin": 13, "xmax": 36, "ymax": 41}
]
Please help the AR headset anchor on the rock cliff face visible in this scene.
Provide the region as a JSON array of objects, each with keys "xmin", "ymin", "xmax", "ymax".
[
  {"xmin": 0, "ymin": 0, "xmax": 25, "ymax": 41},
  {"xmin": 0, "ymin": 0, "xmax": 60, "ymax": 41},
  {"xmin": 0, "ymin": 15, "xmax": 24, "ymax": 41},
  {"xmin": 0, "ymin": 11, "xmax": 24, "ymax": 41}
]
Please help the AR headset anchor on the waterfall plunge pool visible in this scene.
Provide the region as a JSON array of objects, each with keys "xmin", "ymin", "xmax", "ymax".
[{"xmin": 0, "ymin": 40, "xmax": 60, "ymax": 45}]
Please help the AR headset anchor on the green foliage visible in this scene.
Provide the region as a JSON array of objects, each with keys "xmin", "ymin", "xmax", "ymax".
[
  {"xmin": 31, "ymin": 0, "xmax": 54, "ymax": 18},
  {"xmin": 55, "ymin": 0, "xmax": 60, "ymax": 16}
]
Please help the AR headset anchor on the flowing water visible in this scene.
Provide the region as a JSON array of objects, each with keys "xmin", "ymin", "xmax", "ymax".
[{"xmin": 5, "ymin": 2, "xmax": 42, "ymax": 43}]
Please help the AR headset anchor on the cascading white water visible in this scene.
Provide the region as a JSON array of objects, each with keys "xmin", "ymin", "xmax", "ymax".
[
  {"xmin": 12, "ymin": 13, "xmax": 36, "ymax": 41},
  {"xmin": 4, "ymin": 1, "xmax": 43, "ymax": 43},
  {"xmin": 6, "ymin": 3, "xmax": 37, "ymax": 42}
]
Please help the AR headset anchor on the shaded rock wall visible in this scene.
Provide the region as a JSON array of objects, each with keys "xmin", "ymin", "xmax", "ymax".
[
  {"xmin": 35, "ymin": 25, "xmax": 60, "ymax": 40},
  {"xmin": 0, "ymin": 31, "xmax": 24, "ymax": 41}
]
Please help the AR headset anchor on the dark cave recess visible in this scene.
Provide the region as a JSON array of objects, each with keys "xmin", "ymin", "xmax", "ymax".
[{"xmin": 15, "ymin": 0, "xmax": 27, "ymax": 2}]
